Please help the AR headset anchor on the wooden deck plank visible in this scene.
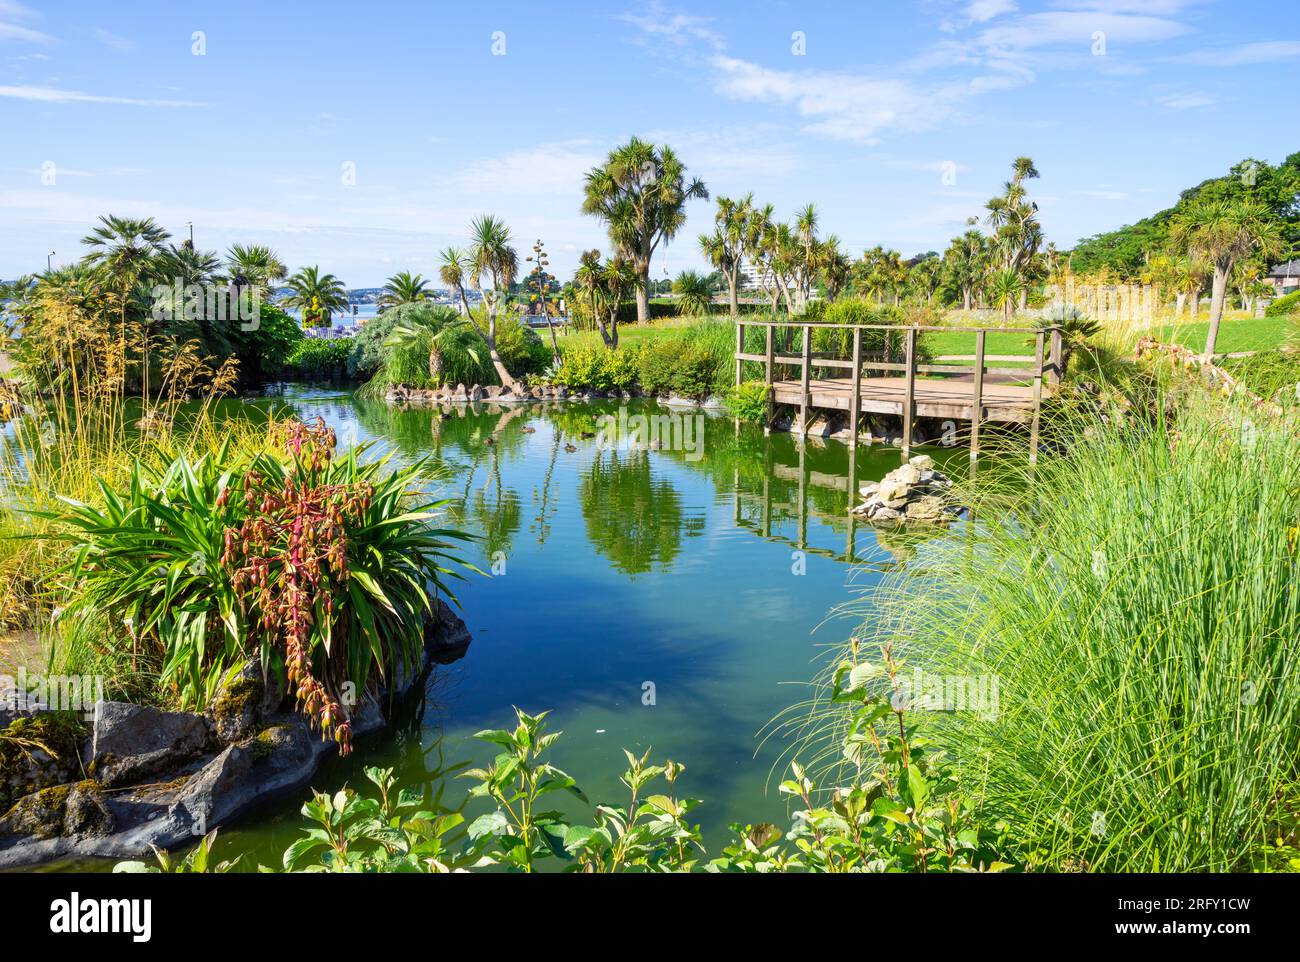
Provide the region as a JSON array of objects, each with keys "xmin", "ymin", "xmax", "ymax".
[{"xmin": 769, "ymin": 376, "xmax": 1038, "ymax": 424}]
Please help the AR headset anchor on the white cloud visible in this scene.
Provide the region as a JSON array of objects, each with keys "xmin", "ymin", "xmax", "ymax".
[
  {"xmin": 0, "ymin": 20, "xmax": 51, "ymax": 43},
  {"xmin": 975, "ymin": 11, "xmax": 1191, "ymax": 51},
  {"xmin": 619, "ymin": 1, "xmax": 724, "ymax": 50},
  {"xmin": 0, "ymin": 85, "xmax": 205, "ymax": 107},
  {"xmin": 446, "ymin": 141, "xmax": 602, "ymax": 196},
  {"xmin": 1154, "ymin": 91, "xmax": 1216, "ymax": 109},
  {"xmin": 1177, "ymin": 41, "xmax": 1300, "ymax": 66},
  {"xmin": 92, "ymin": 28, "xmax": 133, "ymax": 52},
  {"xmin": 709, "ymin": 55, "xmax": 971, "ymax": 143}
]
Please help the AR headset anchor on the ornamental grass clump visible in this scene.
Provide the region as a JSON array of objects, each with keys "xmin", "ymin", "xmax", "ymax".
[
  {"xmin": 826, "ymin": 392, "xmax": 1300, "ymax": 871},
  {"xmin": 43, "ymin": 418, "xmax": 474, "ymax": 753}
]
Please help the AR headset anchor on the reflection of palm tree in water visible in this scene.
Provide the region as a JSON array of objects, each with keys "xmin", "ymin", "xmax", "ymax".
[
  {"xmin": 531, "ymin": 427, "xmax": 562, "ymax": 546},
  {"xmin": 579, "ymin": 448, "xmax": 684, "ymax": 577}
]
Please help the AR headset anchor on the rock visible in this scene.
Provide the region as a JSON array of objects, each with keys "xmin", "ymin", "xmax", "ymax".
[
  {"xmin": 890, "ymin": 463, "xmax": 922, "ymax": 486},
  {"xmin": 909, "ymin": 454, "xmax": 935, "ymax": 472},
  {"xmin": 170, "ymin": 744, "xmax": 253, "ymax": 836},
  {"xmin": 869, "ymin": 506, "xmax": 903, "ymax": 521},
  {"xmin": 858, "ymin": 482, "xmax": 880, "ymax": 498},
  {"xmin": 904, "ymin": 495, "xmax": 948, "ymax": 523},
  {"xmin": 426, "ymin": 598, "xmax": 473, "ymax": 665},
  {"xmin": 206, "ymin": 663, "xmax": 280, "ymax": 744},
  {"xmin": 85, "ymin": 702, "xmax": 212, "ymax": 787},
  {"xmin": 702, "ymin": 395, "xmax": 727, "ymax": 410},
  {"xmin": 0, "ymin": 779, "xmax": 111, "ymax": 841}
]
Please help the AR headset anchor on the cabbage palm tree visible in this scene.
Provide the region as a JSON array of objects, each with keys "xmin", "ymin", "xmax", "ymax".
[
  {"xmin": 671, "ymin": 270, "xmax": 713, "ymax": 316},
  {"xmin": 379, "ymin": 271, "xmax": 430, "ymax": 308},
  {"xmin": 80, "ymin": 215, "xmax": 170, "ymax": 290},
  {"xmin": 225, "ymin": 243, "xmax": 287, "ymax": 296},
  {"xmin": 1170, "ymin": 198, "xmax": 1287, "ymax": 358},
  {"xmin": 468, "ymin": 214, "xmax": 519, "ymax": 387},
  {"xmin": 381, "ymin": 305, "xmax": 472, "ymax": 385},
  {"xmin": 988, "ymin": 268, "xmax": 1024, "ymax": 324},
  {"xmin": 698, "ymin": 193, "xmax": 759, "ymax": 316},
  {"xmin": 438, "ymin": 246, "xmax": 474, "ymax": 319},
  {"xmin": 942, "ymin": 227, "xmax": 989, "ymax": 311},
  {"xmin": 581, "ymin": 138, "xmax": 708, "ymax": 323},
  {"xmin": 284, "ymin": 265, "xmax": 348, "ymax": 327}
]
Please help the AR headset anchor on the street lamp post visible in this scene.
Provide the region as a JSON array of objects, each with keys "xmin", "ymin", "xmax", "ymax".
[
  {"xmin": 46, "ymin": 251, "xmax": 54, "ymax": 272},
  {"xmin": 185, "ymin": 221, "xmax": 194, "ymax": 248}
]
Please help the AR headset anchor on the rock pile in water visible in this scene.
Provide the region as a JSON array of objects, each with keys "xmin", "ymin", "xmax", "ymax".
[{"xmin": 852, "ymin": 455, "xmax": 960, "ymax": 524}]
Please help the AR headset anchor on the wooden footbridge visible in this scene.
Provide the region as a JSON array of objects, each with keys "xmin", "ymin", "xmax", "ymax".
[{"xmin": 734, "ymin": 321, "xmax": 1065, "ymax": 461}]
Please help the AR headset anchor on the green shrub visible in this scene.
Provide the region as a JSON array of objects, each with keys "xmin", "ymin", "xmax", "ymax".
[
  {"xmin": 269, "ymin": 698, "xmax": 1012, "ymax": 874},
  {"xmin": 283, "ymin": 337, "xmax": 353, "ymax": 379},
  {"xmin": 726, "ymin": 380, "xmax": 770, "ymax": 421},
  {"xmin": 1265, "ymin": 290, "xmax": 1300, "ymax": 316},
  {"xmin": 231, "ymin": 304, "xmax": 304, "ymax": 380},
  {"xmin": 494, "ymin": 315, "xmax": 552, "ymax": 378},
  {"xmin": 553, "ymin": 346, "xmax": 639, "ymax": 393}
]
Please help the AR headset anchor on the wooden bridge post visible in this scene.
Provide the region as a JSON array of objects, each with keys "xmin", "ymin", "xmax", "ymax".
[
  {"xmin": 735, "ymin": 321, "xmax": 744, "ymax": 388},
  {"xmin": 1029, "ymin": 330, "xmax": 1045, "ymax": 464},
  {"xmin": 764, "ymin": 325, "xmax": 775, "ymax": 433},
  {"xmin": 849, "ymin": 327, "xmax": 862, "ymax": 443},
  {"xmin": 970, "ymin": 329, "xmax": 985, "ymax": 462},
  {"xmin": 901, "ymin": 326, "xmax": 917, "ymax": 459},
  {"xmin": 799, "ymin": 324, "xmax": 811, "ymax": 437},
  {"xmin": 1048, "ymin": 326, "xmax": 1063, "ymax": 389}
]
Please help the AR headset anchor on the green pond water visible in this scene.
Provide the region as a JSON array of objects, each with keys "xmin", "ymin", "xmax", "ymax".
[{"xmin": 99, "ymin": 387, "xmax": 974, "ymax": 869}]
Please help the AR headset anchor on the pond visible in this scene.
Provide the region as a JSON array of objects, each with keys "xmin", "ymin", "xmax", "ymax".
[{"xmin": 186, "ymin": 387, "xmax": 970, "ymax": 868}]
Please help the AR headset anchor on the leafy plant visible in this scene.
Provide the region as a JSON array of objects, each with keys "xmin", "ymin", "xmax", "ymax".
[
  {"xmin": 40, "ymin": 419, "xmax": 475, "ymax": 751},
  {"xmin": 113, "ymin": 830, "xmax": 237, "ymax": 874},
  {"xmin": 284, "ymin": 766, "xmax": 470, "ymax": 873},
  {"xmin": 725, "ymin": 380, "xmax": 770, "ymax": 422}
]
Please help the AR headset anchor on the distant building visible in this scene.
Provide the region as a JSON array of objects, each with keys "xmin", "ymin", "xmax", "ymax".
[
  {"xmin": 1265, "ymin": 259, "xmax": 1300, "ymax": 296},
  {"xmin": 739, "ymin": 259, "xmax": 792, "ymax": 291}
]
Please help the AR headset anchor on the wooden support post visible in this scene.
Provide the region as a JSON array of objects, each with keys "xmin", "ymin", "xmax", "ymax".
[
  {"xmin": 797, "ymin": 438, "xmax": 807, "ymax": 549},
  {"xmin": 734, "ymin": 321, "xmax": 744, "ymax": 388},
  {"xmin": 1029, "ymin": 330, "xmax": 1045, "ymax": 464},
  {"xmin": 970, "ymin": 329, "xmax": 985, "ymax": 462},
  {"xmin": 849, "ymin": 327, "xmax": 862, "ymax": 444},
  {"xmin": 799, "ymin": 324, "xmax": 811, "ymax": 437},
  {"xmin": 1048, "ymin": 326, "xmax": 1063, "ymax": 389},
  {"xmin": 901, "ymin": 326, "xmax": 917, "ymax": 459},
  {"xmin": 764, "ymin": 324, "xmax": 775, "ymax": 434}
]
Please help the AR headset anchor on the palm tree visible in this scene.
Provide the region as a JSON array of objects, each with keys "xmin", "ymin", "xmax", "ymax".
[
  {"xmin": 820, "ymin": 239, "xmax": 852, "ymax": 302},
  {"xmin": 984, "ymin": 157, "xmax": 1042, "ymax": 312},
  {"xmin": 581, "ymin": 137, "xmax": 708, "ymax": 323},
  {"xmin": 381, "ymin": 305, "xmax": 473, "ymax": 385},
  {"xmin": 698, "ymin": 193, "xmax": 760, "ymax": 316},
  {"xmin": 379, "ymin": 271, "xmax": 430, "ymax": 308},
  {"xmin": 988, "ymin": 268, "xmax": 1024, "ymax": 323},
  {"xmin": 941, "ymin": 227, "xmax": 989, "ymax": 311},
  {"xmin": 283, "ymin": 266, "xmax": 349, "ymax": 328},
  {"xmin": 468, "ymin": 214, "xmax": 520, "ymax": 387},
  {"xmin": 1170, "ymin": 198, "xmax": 1287, "ymax": 358},
  {"xmin": 672, "ymin": 270, "xmax": 713, "ymax": 316},
  {"xmin": 80, "ymin": 215, "xmax": 170, "ymax": 290},
  {"xmin": 438, "ymin": 246, "xmax": 474, "ymax": 319},
  {"xmin": 225, "ymin": 244, "xmax": 287, "ymax": 296}
]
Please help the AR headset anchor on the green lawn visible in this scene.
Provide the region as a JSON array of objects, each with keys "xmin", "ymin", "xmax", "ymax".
[{"xmin": 552, "ymin": 310, "xmax": 1297, "ymax": 364}]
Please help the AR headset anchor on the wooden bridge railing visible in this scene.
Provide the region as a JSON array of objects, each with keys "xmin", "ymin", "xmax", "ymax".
[{"xmin": 733, "ymin": 321, "xmax": 1065, "ymax": 461}]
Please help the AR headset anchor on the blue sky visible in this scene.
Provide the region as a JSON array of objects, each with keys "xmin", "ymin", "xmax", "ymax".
[{"xmin": 2, "ymin": 0, "xmax": 1298, "ymax": 286}]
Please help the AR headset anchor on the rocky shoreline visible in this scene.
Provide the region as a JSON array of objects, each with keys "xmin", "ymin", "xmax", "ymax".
[
  {"xmin": 385, "ymin": 381, "xmax": 728, "ymax": 411},
  {"xmin": 0, "ymin": 600, "xmax": 471, "ymax": 870}
]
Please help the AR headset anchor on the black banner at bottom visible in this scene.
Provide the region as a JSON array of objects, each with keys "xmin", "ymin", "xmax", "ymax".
[{"xmin": 0, "ymin": 870, "xmax": 1292, "ymax": 949}]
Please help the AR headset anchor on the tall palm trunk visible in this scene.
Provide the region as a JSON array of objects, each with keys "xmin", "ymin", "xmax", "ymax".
[
  {"xmin": 1204, "ymin": 264, "xmax": 1229, "ymax": 360},
  {"xmin": 635, "ymin": 259, "xmax": 650, "ymax": 324}
]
